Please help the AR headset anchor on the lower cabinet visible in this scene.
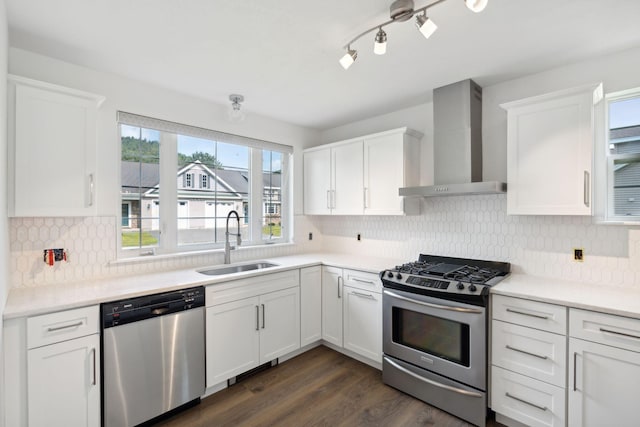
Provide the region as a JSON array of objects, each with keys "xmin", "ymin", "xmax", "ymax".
[
  {"xmin": 321, "ymin": 266, "xmax": 343, "ymax": 347},
  {"xmin": 26, "ymin": 305, "xmax": 101, "ymax": 427},
  {"xmin": 205, "ymin": 270, "xmax": 300, "ymax": 387},
  {"xmin": 300, "ymin": 266, "xmax": 322, "ymax": 347}
]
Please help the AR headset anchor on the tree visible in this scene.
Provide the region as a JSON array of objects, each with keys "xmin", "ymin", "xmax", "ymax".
[
  {"xmin": 178, "ymin": 151, "xmax": 223, "ymax": 169},
  {"xmin": 121, "ymin": 136, "xmax": 160, "ymax": 163}
]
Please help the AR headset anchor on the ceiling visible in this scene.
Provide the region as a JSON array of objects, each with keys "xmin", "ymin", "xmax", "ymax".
[{"xmin": 6, "ymin": 0, "xmax": 640, "ymax": 130}]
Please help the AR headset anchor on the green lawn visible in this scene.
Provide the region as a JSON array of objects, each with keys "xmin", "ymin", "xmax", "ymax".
[
  {"xmin": 262, "ymin": 224, "xmax": 281, "ymax": 237},
  {"xmin": 122, "ymin": 231, "xmax": 158, "ymax": 247}
]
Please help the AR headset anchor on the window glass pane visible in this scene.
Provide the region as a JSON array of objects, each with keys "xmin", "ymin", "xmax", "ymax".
[
  {"xmin": 120, "ymin": 125, "xmax": 160, "ymax": 250},
  {"xmin": 608, "ymin": 95, "xmax": 640, "ymax": 218},
  {"xmin": 176, "ymin": 136, "xmax": 250, "ymax": 246},
  {"xmin": 262, "ymin": 150, "xmax": 283, "ymax": 240}
]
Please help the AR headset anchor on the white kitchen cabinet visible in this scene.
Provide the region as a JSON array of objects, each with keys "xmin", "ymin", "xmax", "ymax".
[
  {"xmin": 26, "ymin": 306, "xmax": 100, "ymax": 427},
  {"xmin": 303, "ymin": 140, "xmax": 363, "ymax": 215},
  {"xmin": 343, "ymin": 286, "xmax": 381, "ymax": 362},
  {"xmin": 205, "ymin": 270, "xmax": 300, "ymax": 387},
  {"xmin": 568, "ymin": 308, "xmax": 640, "ymax": 427},
  {"xmin": 303, "ymin": 127, "xmax": 421, "ymax": 216},
  {"xmin": 321, "ymin": 266, "xmax": 343, "ymax": 347},
  {"xmin": 363, "ymin": 129, "xmax": 421, "ymax": 215},
  {"xmin": 501, "ymin": 83, "xmax": 602, "ymax": 215},
  {"xmin": 8, "ymin": 75, "xmax": 105, "ymax": 217},
  {"xmin": 491, "ymin": 295, "xmax": 567, "ymax": 427},
  {"xmin": 300, "ymin": 266, "xmax": 322, "ymax": 347}
]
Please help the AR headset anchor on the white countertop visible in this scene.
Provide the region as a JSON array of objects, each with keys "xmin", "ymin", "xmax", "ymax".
[
  {"xmin": 3, "ymin": 253, "xmax": 402, "ymax": 319},
  {"xmin": 492, "ymin": 274, "xmax": 640, "ymax": 320}
]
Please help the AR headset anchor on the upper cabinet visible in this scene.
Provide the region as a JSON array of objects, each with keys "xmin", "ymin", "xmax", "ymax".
[
  {"xmin": 8, "ymin": 75, "xmax": 105, "ymax": 217},
  {"xmin": 502, "ymin": 83, "xmax": 602, "ymax": 215},
  {"xmin": 303, "ymin": 127, "xmax": 422, "ymax": 216}
]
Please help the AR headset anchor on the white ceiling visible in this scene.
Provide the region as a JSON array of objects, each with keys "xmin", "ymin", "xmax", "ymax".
[{"xmin": 6, "ymin": 0, "xmax": 640, "ymax": 130}]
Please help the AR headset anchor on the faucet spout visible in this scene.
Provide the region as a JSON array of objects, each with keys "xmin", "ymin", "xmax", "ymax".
[{"xmin": 224, "ymin": 210, "xmax": 241, "ymax": 264}]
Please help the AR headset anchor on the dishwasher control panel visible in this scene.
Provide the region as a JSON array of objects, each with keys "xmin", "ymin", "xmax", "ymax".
[{"xmin": 101, "ymin": 286, "xmax": 205, "ymax": 328}]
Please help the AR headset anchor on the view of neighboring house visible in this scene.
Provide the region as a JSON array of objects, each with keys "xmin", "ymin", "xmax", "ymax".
[
  {"xmin": 610, "ymin": 124, "xmax": 640, "ymax": 216},
  {"xmin": 121, "ymin": 160, "xmax": 281, "ymax": 244}
]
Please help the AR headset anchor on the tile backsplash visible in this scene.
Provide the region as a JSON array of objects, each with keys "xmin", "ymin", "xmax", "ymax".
[
  {"xmin": 310, "ymin": 195, "xmax": 640, "ymax": 289},
  {"xmin": 9, "ymin": 195, "xmax": 640, "ymax": 290}
]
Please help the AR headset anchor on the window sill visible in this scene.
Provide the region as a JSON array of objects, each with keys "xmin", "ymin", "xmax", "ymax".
[{"xmin": 110, "ymin": 241, "xmax": 295, "ymax": 267}]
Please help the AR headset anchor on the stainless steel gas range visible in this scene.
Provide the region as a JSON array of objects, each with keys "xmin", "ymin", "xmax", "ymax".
[{"xmin": 380, "ymin": 254, "xmax": 510, "ymax": 427}]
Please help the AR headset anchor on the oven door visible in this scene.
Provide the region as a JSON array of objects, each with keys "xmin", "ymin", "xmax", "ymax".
[{"xmin": 383, "ymin": 287, "xmax": 486, "ymax": 390}]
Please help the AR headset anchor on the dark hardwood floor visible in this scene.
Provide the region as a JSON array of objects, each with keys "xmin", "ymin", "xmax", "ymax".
[{"xmin": 156, "ymin": 346, "xmax": 504, "ymax": 427}]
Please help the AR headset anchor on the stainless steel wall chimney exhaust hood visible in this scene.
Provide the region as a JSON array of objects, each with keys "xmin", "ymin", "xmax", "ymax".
[{"xmin": 400, "ymin": 79, "xmax": 507, "ymax": 197}]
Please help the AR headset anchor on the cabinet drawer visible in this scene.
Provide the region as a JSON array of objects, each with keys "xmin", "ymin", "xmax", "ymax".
[
  {"xmin": 343, "ymin": 269, "xmax": 382, "ymax": 293},
  {"xmin": 27, "ymin": 305, "xmax": 99, "ymax": 349},
  {"xmin": 491, "ymin": 366, "xmax": 565, "ymax": 427},
  {"xmin": 492, "ymin": 320, "xmax": 566, "ymax": 388},
  {"xmin": 493, "ymin": 295, "xmax": 566, "ymax": 334},
  {"xmin": 206, "ymin": 270, "xmax": 300, "ymax": 307},
  {"xmin": 570, "ymin": 308, "xmax": 640, "ymax": 353}
]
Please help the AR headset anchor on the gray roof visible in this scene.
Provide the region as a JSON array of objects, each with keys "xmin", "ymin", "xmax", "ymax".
[
  {"xmin": 121, "ymin": 161, "xmax": 280, "ymax": 193},
  {"xmin": 610, "ymin": 125, "xmax": 640, "ymax": 140}
]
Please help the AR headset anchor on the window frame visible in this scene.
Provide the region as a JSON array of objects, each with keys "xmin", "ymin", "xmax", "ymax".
[
  {"xmin": 117, "ymin": 112, "xmax": 293, "ymax": 258},
  {"xmin": 603, "ymin": 87, "xmax": 640, "ymax": 224}
]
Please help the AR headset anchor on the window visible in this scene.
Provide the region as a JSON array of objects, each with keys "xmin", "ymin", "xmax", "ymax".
[
  {"xmin": 605, "ymin": 89, "xmax": 640, "ymax": 222},
  {"xmin": 118, "ymin": 112, "xmax": 292, "ymax": 257}
]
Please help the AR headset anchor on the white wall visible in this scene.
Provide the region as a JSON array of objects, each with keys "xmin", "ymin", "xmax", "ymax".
[
  {"xmin": 313, "ymin": 46, "xmax": 640, "ymax": 289},
  {"xmin": 8, "ymin": 48, "xmax": 324, "ymax": 288},
  {"xmin": 0, "ymin": 0, "xmax": 9, "ymax": 423}
]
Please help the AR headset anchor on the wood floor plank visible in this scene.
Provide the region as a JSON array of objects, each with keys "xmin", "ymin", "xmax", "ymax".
[{"xmin": 155, "ymin": 346, "xmax": 503, "ymax": 427}]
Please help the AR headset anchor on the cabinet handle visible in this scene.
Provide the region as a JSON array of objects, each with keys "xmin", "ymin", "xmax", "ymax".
[
  {"xmin": 352, "ymin": 291, "xmax": 376, "ymax": 300},
  {"xmin": 332, "ymin": 190, "xmax": 336, "ymax": 209},
  {"xmin": 89, "ymin": 173, "xmax": 94, "ymax": 207},
  {"xmin": 363, "ymin": 187, "xmax": 368, "ymax": 209},
  {"xmin": 327, "ymin": 190, "xmax": 331, "ymax": 210},
  {"xmin": 505, "ymin": 345, "xmax": 548, "ymax": 360},
  {"xmin": 505, "ymin": 392, "xmax": 548, "ymax": 411},
  {"xmin": 261, "ymin": 303, "xmax": 265, "ymax": 329},
  {"xmin": 352, "ymin": 277, "xmax": 376, "ymax": 285},
  {"xmin": 599, "ymin": 327, "xmax": 640, "ymax": 341},
  {"xmin": 506, "ymin": 308, "xmax": 549, "ymax": 320},
  {"xmin": 584, "ymin": 170, "xmax": 590, "ymax": 207},
  {"xmin": 91, "ymin": 347, "xmax": 97, "ymax": 386},
  {"xmin": 337, "ymin": 276, "xmax": 342, "ymax": 299},
  {"xmin": 573, "ymin": 351, "xmax": 578, "ymax": 391},
  {"xmin": 256, "ymin": 305, "xmax": 260, "ymax": 331},
  {"xmin": 47, "ymin": 321, "xmax": 83, "ymax": 332}
]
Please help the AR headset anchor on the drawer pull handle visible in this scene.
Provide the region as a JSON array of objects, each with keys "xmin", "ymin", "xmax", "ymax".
[
  {"xmin": 505, "ymin": 392, "xmax": 548, "ymax": 411},
  {"xmin": 573, "ymin": 352, "xmax": 578, "ymax": 391},
  {"xmin": 337, "ymin": 276, "xmax": 342, "ymax": 299},
  {"xmin": 599, "ymin": 327, "xmax": 640, "ymax": 341},
  {"xmin": 91, "ymin": 348, "xmax": 97, "ymax": 386},
  {"xmin": 352, "ymin": 291, "xmax": 376, "ymax": 300},
  {"xmin": 261, "ymin": 303, "xmax": 265, "ymax": 329},
  {"xmin": 255, "ymin": 306, "xmax": 260, "ymax": 331},
  {"xmin": 47, "ymin": 321, "xmax": 83, "ymax": 332},
  {"xmin": 505, "ymin": 345, "xmax": 548, "ymax": 360},
  {"xmin": 506, "ymin": 308, "xmax": 549, "ymax": 320},
  {"xmin": 352, "ymin": 277, "xmax": 375, "ymax": 285}
]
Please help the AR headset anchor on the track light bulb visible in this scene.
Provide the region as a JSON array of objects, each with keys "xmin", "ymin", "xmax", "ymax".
[
  {"xmin": 374, "ymin": 28, "xmax": 387, "ymax": 55},
  {"xmin": 464, "ymin": 0, "xmax": 488, "ymax": 12},
  {"xmin": 339, "ymin": 47, "xmax": 358, "ymax": 70},
  {"xmin": 416, "ymin": 14, "xmax": 438, "ymax": 39}
]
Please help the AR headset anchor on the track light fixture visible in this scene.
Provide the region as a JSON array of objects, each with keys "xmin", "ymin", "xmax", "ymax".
[{"xmin": 339, "ymin": 0, "xmax": 488, "ymax": 69}]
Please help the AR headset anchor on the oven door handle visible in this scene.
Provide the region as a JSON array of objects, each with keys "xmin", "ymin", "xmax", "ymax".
[
  {"xmin": 383, "ymin": 290, "xmax": 483, "ymax": 314},
  {"xmin": 384, "ymin": 356, "xmax": 484, "ymax": 398}
]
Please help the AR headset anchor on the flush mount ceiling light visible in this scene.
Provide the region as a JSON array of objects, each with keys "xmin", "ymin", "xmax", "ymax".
[
  {"xmin": 339, "ymin": 0, "xmax": 488, "ymax": 70},
  {"xmin": 227, "ymin": 94, "xmax": 245, "ymax": 122}
]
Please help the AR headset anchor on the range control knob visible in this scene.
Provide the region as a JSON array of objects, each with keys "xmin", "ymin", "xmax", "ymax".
[
  {"xmin": 468, "ymin": 284, "xmax": 477, "ymax": 292},
  {"xmin": 456, "ymin": 282, "xmax": 465, "ymax": 290},
  {"xmin": 396, "ymin": 273, "xmax": 403, "ymax": 280},
  {"xmin": 387, "ymin": 271, "xmax": 394, "ymax": 278}
]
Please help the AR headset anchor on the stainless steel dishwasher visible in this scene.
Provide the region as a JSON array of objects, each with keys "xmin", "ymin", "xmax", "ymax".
[{"xmin": 101, "ymin": 286, "xmax": 205, "ymax": 427}]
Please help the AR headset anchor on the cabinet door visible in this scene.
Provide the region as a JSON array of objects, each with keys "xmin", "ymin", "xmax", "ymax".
[
  {"xmin": 259, "ymin": 287, "xmax": 301, "ymax": 363},
  {"xmin": 205, "ymin": 296, "xmax": 260, "ymax": 387},
  {"xmin": 343, "ymin": 286, "xmax": 382, "ymax": 362},
  {"xmin": 300, "ymin": 266, "xmax": 322, "ymax": 347},
  {"xmin": 27, "ymin": 334, "xmax": 100, "ymax": 427},
  {"xmin": 364, "ymin": 132, "xmax": 419, "ymax": 215},
  {"xmin": 303, "ymin": 149, "xmax": 331, "ymax": 215},
  {"xmin": 568, "ymin": 337, "xmax": 640, "ymax": 427},
  {"xmin": 11, "ymin": 81, "xmax": 102, "ymax": 216},
  {"xmin": 332, "ymin": 141, "xmax": 364, "ymax": 215},
  {"xmin": 503, "ymin": 84, "xmax": 600, "ymax": 215},
  {"xmin": 322, "ymin": 266, "xmax": 343, "ymax": 347}
]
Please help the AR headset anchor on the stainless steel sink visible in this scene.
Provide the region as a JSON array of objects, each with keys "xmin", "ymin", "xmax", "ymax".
[{"xmin": 197, "ymin": 262, "xmax": 279, "ymax": 276}]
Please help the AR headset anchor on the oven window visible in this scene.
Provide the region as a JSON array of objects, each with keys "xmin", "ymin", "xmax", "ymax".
[{"xmin": 392, "ymin": 307, "xmax": 470, "ymax": 366}]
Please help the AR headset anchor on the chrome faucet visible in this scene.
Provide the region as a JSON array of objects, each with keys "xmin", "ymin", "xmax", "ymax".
[{"xmin": 224, "ymin": 210, "xmax": 242, "ymax": 264}]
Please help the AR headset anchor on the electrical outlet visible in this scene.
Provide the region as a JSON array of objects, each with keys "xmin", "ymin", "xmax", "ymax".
[
  {"xmin": 573, "ymin": 248, "xmax": 584, "ymax": 262},
  {"xmin": 357, "ymin": 233, "xmax": 361, "ymax": 241},
  {"xmin": 308, "ymin": 232, "xmax": 313, "ymax": 241}
]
